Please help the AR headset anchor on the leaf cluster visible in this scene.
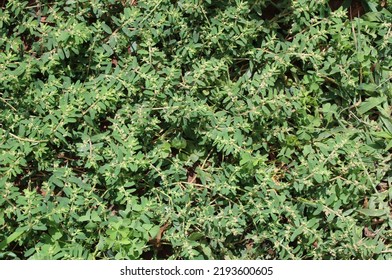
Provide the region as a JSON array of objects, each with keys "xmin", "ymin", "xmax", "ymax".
[{"xmin": 0, "ymin": 0, "xmax": 391, "ymax": 259}]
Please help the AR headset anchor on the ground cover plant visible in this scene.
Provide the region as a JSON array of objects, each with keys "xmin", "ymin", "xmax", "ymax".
[{"xmin": 0, "ymin": 0, "xmax": 391, "ymax": 259}]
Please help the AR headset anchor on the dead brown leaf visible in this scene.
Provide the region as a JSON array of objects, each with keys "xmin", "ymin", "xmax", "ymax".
[{"xmin": 363, "ymin": 227, "xmax": 376, "ymax": 238}]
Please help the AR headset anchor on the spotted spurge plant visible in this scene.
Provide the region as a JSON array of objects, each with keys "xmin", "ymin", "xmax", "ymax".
[{"xmin": 0, "ymin": 0, "xmax": 391, "ymax": 259}]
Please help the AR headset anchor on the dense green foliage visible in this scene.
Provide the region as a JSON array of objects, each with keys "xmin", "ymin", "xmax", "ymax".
[{"xmin": 0, "ymin": 0, "xmax": 391, "ymax": 259}]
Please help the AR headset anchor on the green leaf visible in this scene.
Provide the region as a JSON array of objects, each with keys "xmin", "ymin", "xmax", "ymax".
[
  {"xmin": 91, "ymin": 211, "xmax": 102, "ymax": 222},
  {"xmin": 371, "ymin": 131, "xmax": 392, "ymax": 139},
  {"xmin": 188, "ymin": 232, "xmax": 204, "ymax": 241},
  {"xmin": 101, "ymin": 22, "xmax": 112, "ymax": 34},
  {"xmin": 58, "ymin": 31, "xmax": 70, "ymax": 42},
  {"xmin": 102, "ymin": 44, "xmax": 113, "ymax": 56},
  {"xmin": 78, "ymin": 209, "xmax": 91, "ymax": 222},
  {"xmin": 357, "ymin": 83, "xmax": 378, "ymax": 92},
  {"xmin": 122, "ymin": 27, "xmax": 135, "ymax": 38},
  {"xmin": 357, "ymin": 209, "xmax": 388, "ymax": 217},
  {"xmin": 0, "ymin": 226, "xmax": 28, "ymax": 250},
  {"xmin": 313, "ymin": 173, "xmax": 323, "ymax": 184},
  {"xmin": 290, "ymin": 227, "xmax": 304, "ymax": 241},
  {"xmin": 32, "ymin": 224, "xmax": 48, "ymax": 231},
  {"xmin": 358, "ymin": 97, "xmax": 386, "ymax": 114}
]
